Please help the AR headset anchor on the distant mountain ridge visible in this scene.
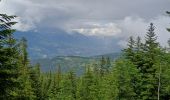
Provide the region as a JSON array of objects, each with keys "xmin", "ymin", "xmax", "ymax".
[
  {"xmin": 90, "ymin": 52, "xmax": 121, "ymax": 59},
  {"xmin": 14, "ymin": 30, "xmax": 121, "ymax": 59},
  {"xmin": 31, "ymin": 52, "xmax": 121, "ymax": 74}
]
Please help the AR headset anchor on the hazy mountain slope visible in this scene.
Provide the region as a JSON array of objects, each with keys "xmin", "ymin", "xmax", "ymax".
[
  {"xmin": 14, "ymin": 30, "xmax": 121, "ymax": 59},
  {"xmin": 31, "ymin": 53, "xmax": 121, "ymax": 74}
]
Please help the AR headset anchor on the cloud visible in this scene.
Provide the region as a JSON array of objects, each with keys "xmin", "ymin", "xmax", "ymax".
[
  {"xmin": 116, "ymin": 16, "xmax": 170, "ymax": 47},
  {"xmin": 0, "ymin": 0, "xmax": 169, "ymax": 32},
  {"xmin": 66, "ymin": 15, "xmax": 170, "ymax": 47},
  {"xmin": 72, "ymin": 23, "xmax": 121, "ymax": 36},
  {"xmin": 0, "ymin": 0, "xmax": 47, "ymax": 31},
  {"xmin": 0, "ymin": 0, "xmax": 170, "ymax": 49}
]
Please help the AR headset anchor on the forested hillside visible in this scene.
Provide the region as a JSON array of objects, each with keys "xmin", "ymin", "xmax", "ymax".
[
  {"xmin": 31, "ymin": 53, "xmax": 120, "ymax": 74},
  {"xmin": 1, "ymin": 1, "xmax": 170, "ymax": 99}
]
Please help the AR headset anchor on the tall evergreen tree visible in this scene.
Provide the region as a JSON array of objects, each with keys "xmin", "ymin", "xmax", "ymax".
[
  {"xmin": 159, "ymin": 52, "xmax": 170, "ymax": 99},
  {"xmin": 133, "ymin": 36, "xmax": 145, "ymax": 69},
  {"xmin": 106, "ymin": 57, "xmax": 111, "ymax": 72},
  {"xmin": 49, "ymin": 65, "xmax": 62, "ymax": 99},
  {"xmin": 60, "ymin": 71, "xmax": 77, "ymax": 100},
  {"xmin": 16, "ymin": 37, "xmax": 35, "ymax": 99},
  {"xmin": 99, "ymin": 57, "xmax": 112, "ymax": 75},
  {"xmin": 140, "ymin": 23, "xmax": 160, "ymax": 100},
  {"xmin": 124, "ymin": 36, "xmax": 135, "ymax": 61},
  {"xmin": 100, "ymin": 56, "xmax": 107, "ymax": 76},
  {"xmin": 113, "ymin": 59, "xmax": 139, "ymax": 100},
  {"xmin": 0, "ymin": 14, "xmax": 20, "ymax": 99},
  {"xmin": 30, "ymin": 63, "xmax": 42, "ymax": 100},
  {"xmin": 78, "ymin": 66, "xmax": 99, "ymax": 100}
]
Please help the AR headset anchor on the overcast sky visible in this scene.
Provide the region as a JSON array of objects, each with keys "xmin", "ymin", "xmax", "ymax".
[{"xmin": 0, "ymin": 0, "xmax": 170, "ymax": 47}]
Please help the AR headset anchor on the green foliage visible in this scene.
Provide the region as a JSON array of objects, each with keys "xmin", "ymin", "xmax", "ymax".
[
  {"xmin": 30, "ymin": 63, "xmax": 42, "ymax": 100},
  {"xmin": 100, "ymin": 56, "xmax": 112, "ymax": 76},
  {"xmin": 123, "ymin": 23, "xmax": 165, "ymax": 100},
  {"xmin": 16, "ymin": 37, "xmax": 35, "ymax": 100},
  {"xmin": 0, "ymin": 14, "xmax": 17, "ymax": 30},
  {"xmin": 123, "ymin": 36, "xmax": 135, "ymax": 61},
  {"xmin": 0, "ymin": 14, "xmax": 20, "ymax": 99},
  {"xmin": 113, "ymin": 59, "xmax": 140, "ymax": 100},
  {"xmin": 59, "ymin": 71, "xmax": 77, "ymax": 100},
  {"xmin": 77, "ymin": 66, "xmax": 99, "ymax": 100}
]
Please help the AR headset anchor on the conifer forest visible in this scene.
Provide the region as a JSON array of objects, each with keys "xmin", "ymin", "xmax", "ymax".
[{"xmin": 1, "ymin": 0, "xmax": 170, "ymax": 100}]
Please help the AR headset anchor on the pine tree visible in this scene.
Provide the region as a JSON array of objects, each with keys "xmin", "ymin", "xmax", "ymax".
[
  {"xmin": 93, "ymin": 63, "xmax": 100, "ymax": 75},
  {"xmin": 98, "ymin": 70, "xmax": 117, "ymax": 100},
  {"xmin": 140, "ymin": 23, "xmax": 160, "ymax": 100},
  {"xmin": 156, "ymin": 49, "xmax": 170, "ymax": 99},
  {"xmin": 124, "ymin": 36, "xmax": 135, "ymax": 61},
  {"xmin": 69, "ymin": 71, "xmax": 77, "ymax": 99},
  {"xmin": 123, "ymin": 23, "xmax": 162, "ymax": 99},
  {"xmin": 49, "ymin": 65, "xmax": 62, "ymax": 99},
  {"xmin": 0, "ymin": 14, "xmax": 20, "ymax": 99},
  {"xmin": 161, "ymin": 12, "xmax": 170, "ymax": 99},
  {"xmin": 100, "ymin": 56, "xmax": 106, "ymax": 76},
  {"xmin": 78, "ymin": 66, "xmax": 99, "ymax": 100},
  {"xmin": 112, "ymin": 59, "xmax": 139, "ymax": 100},
  {"xmin": 60, "ymin": 71, "xmax": 77, "ymax": 100},
  {"xmin": 133, "ymin": 36, "xmax": 145, "ymax": 70},
  {"xmin": 106, "ymin": 57, "xmax": 111, "ymax": 72},
  {"xmin": 30, "ymin": 63, "xmax": 42, "ymax": 100},
  {"xmin": 19, "ymin": 37, "xmax": 29, "ymax": 66},
  {"xmin": 16, "ymin": 37, "xmax": 35, "ymax": 99},
  {"xmin": 39, "ymin": 71, "xmax": 53, "ymax": 99}
]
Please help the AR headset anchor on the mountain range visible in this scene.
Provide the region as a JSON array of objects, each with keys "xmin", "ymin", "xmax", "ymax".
[
  {"xmin": 14, "ymin": 30, "xmax": 122, "ymax": 74},
  {"xmin": 14, "ymin": 29, "xmax": 121, "ymax": 59}
]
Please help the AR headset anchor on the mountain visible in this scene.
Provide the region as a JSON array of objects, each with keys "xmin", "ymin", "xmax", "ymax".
[
  {"xmin": 15, "ymin": 29, "xmax": 122, "ymax": 74},
  {"xmin": 14, "ymin": 29, "xmax": 121, "ymax": 59},
  {"xmin": 31, "ymin": 52, "xmax": 121, "ymax": 75},
  {"xmin": 91, "ymin": 52, "xmax": 122, "ymax": 59}
]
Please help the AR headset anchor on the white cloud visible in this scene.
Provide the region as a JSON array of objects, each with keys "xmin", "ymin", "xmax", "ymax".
[
  {"xmin": 13, "ymin": 17, "xmax": 36, "ymax": 31},
  {"xmin": 0, "ymin": 0, "xmax": 46, "ymax": 31},
  {"xmin": 72, "ymin": 23, "xmax": 121, "ymax": 36},
  {"xmin": 116, "ymin": 16, "xmax": 170, "ymax": 47},
  {"xmin": 117, "ymin": 16, "xmax": 148, "ymax": 38},
  {"xmin": 67, "ymin": 15, "xmax": 170, "ymax": 47},
  {"xmin": 0, "ymin": 0, "xmax": 169, "ymax": 32}
]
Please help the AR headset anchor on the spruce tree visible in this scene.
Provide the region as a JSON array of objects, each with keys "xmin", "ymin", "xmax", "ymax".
[
  {"xmin": 30, "ymin": 63, "xmax": 42, "ymax": 100},
  {"xmin": 123, "ymin": 36, "xmax": 135, "ymax": 61},
  {"xmin": 16, "ymin": 37, "xmax": 35, "ymax": 99},
  {"xmin": 100, "ymin": 56, "xmax": 106, "ymax": 76},
  {"xmin": 113, "ymin": 59, "xmax": 139, "ymax": 100},
  {"xmin": 78, "ymin": 66, "xmax": 99, "ymax": 100},
  {"xmin": 60, "ymin": 71, "xmax": 77, "ymax": 100},
  {"xmin": 69, "ymin": 71, "xmax": 77, "ymax": 99},
  {"xmin": 133, "ymin": 36, "xmax": 145, "ymax": 70},
  {"xmin": 106, "ymin": 57, "xmax": 111, "ymax": 72},
  {"xmin": 141, "ymin": 23, "xmax": 160, "ymax": 100},
  {"xmin": 0, "ymin": 14, "xmax": 20, "ymax": 99},
  {"xmin": 49, "ymin": 65, "xmax": 62, "ymax": 99}
]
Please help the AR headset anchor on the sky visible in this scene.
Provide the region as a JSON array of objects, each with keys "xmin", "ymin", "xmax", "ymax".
[{"xmin": 0, "ymin": 0, "xmax": 170, "ymax": 57}]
